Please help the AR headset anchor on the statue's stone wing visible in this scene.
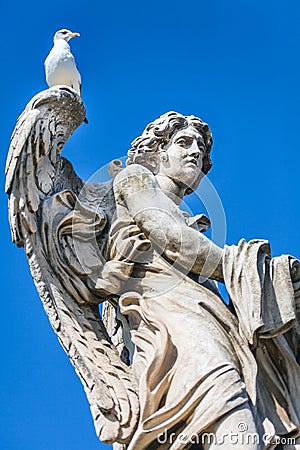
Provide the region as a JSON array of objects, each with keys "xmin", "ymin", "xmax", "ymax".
[{"xmin": 5, "ymin": 87, "xmax": 139, "ymax": 445}]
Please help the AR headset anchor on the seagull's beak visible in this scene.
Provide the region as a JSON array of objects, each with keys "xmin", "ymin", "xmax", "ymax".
[{"xmin": 70, "ymin": 32, "xmax": 80, "ymax": 37}]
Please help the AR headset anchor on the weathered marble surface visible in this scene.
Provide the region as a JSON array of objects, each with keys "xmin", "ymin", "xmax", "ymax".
[{"xmin": 5, "ymin": 88, "xmax": 300, "ymax": 449}]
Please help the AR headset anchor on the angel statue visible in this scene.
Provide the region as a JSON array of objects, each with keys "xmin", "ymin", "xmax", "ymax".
[{"xmin": 5, "ymin": 86, "xmax": 300, "ymax": 450}]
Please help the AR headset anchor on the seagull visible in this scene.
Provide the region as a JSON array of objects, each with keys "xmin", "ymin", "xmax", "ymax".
[
  {"xmin": 44, "ymin": 29, "xmax": 88, "ymax": 122},
  {"xmin": 45, "ymin": 29, "xmax": 82, "ymax": 94}
]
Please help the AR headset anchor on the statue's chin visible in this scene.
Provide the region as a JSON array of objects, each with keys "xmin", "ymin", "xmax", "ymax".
[
  {"xmin": 182, "ymin": 173, "xmax": 203, "ymax": 194},
  {"xmin": 170, "ymin": 167, "xmax": 202, "ymax": 189}
]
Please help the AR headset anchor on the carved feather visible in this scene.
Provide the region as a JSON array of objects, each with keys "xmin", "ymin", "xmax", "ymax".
[
  {"xmin": 5, "ymin": 87, "xmax": 85, "ymax": 245},
  {"xmin": 5, "ymin": 87, "xmax": 139, "ymax": 444}
]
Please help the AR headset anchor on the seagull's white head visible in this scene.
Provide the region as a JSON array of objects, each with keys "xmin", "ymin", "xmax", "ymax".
[{"xmin": 53, "ymin": 29, "xmax": 80, "ymax": 43}]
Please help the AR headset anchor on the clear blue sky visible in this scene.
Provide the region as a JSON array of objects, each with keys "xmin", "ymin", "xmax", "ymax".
[{"xmin": 1, "ymin": 1, "xmax": 300, "ymax": 449}]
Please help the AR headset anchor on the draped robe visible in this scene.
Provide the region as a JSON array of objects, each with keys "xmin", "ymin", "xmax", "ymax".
[{"xmin": 102, "ymin": 198, "xmax": 300, "ymax": 449}]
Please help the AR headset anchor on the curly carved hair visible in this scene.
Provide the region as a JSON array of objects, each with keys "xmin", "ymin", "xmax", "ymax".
[{"xmin": 127, "ymin": 111, "xmax": 213, "ymax": 175}]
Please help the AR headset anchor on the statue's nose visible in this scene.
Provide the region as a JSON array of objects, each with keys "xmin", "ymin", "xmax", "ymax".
[{"xmin": 188, "ymin": 141, "xmax": 201, "ymax": 159}]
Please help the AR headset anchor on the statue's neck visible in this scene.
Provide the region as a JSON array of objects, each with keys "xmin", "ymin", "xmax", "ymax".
[{"xmin": 155, "ymin": 173, "xmax": 185, "ymax": 205}]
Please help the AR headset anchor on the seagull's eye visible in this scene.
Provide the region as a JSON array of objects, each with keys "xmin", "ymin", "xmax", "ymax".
[{"xmin": 62, "ymin": 31, "xmax": 68, "ymax": 35}]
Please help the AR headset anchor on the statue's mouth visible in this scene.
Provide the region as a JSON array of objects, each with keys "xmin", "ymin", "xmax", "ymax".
[{"xmin": 185, "ymin": 157, "xmax": 198, "ymax": 167}]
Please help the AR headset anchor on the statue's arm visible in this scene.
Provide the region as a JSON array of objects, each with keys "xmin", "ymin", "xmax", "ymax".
[{"xmin": 114, "ymin": 165, "xmax": 224, "ymax": 282}]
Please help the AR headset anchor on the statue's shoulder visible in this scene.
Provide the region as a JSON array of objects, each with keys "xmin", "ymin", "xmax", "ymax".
[
  {"xmin": 113, "ymin": 164, "xmax": 157, "ymax": 201},
  {"xmin": 115, "ymin": 163, "xmax": 154, "ymax": 180}
]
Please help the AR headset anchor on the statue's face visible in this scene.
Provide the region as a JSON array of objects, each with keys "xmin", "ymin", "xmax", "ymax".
[{"xmin": 158, "ymin": 126, "xmax": 205, "ymax": 192}]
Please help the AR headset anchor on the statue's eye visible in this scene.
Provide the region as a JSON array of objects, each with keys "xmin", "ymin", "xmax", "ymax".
[{"xmin": 176, "ymin": 137, "xmax": 190, "ymax": 147}]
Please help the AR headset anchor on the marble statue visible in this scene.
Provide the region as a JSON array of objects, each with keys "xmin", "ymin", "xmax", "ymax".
[{"xmin": 5, "ymin": 86, "xmax": 300, "ymax": 449}]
